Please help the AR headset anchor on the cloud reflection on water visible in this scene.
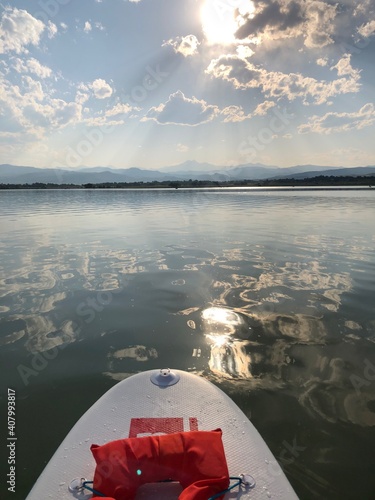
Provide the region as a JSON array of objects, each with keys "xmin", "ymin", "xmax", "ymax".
[{"xmin": 1, "ymin": 221, "xmax": 374, "ymax": 427}]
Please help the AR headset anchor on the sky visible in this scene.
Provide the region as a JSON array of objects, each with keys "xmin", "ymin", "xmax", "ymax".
[{"xmin": 0, "ymin": 0, "xmax": 375, "ymax": 170}]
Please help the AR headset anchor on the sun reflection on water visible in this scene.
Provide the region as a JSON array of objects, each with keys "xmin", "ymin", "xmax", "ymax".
[{"xmin": 201, "ymin": 306, "xmax": 252, "ymax": 379}]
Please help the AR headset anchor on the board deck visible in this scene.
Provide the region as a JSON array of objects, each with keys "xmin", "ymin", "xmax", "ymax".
[{"xmin": 26, "ymin": 369, "xmax": 298, "ymax": 499}]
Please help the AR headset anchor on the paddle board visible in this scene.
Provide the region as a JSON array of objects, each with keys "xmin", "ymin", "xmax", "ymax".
[{"xmin": 26, "ymin": 369, "xmax": 298, "ymax": 499}]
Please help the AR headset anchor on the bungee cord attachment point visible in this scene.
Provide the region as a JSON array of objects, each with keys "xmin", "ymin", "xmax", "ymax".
[{"xmin": 69, "ymin": 472, "xmax": 256, "ymax": 499}]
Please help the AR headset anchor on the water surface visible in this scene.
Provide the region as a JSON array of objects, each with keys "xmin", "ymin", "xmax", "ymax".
[{"xmin": 0, "ymin": 188, "xmax": 375, "ymax": 499}]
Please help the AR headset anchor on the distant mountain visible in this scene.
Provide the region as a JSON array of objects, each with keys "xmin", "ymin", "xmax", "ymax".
[
  {"xmin": 0, "ymin": 163, "xmax": 373, "ymax": 185},
  {"xmin": 273, "ymin": 165, "xmax": 375, "ymax": 180},
  {"xmin": 0, "ymin": 165, "xmax": 176, "ymax": 184},
  {"xmin": 160, "ymin": 161, "xmax": 342, "ymax": 180},
  {"xmin": 159, "ymin": 160, "xmax": 225, "ymax": 173},
  {"xmin": 0, "ymin": 164, "xmax": 44, "ymax": 177}
]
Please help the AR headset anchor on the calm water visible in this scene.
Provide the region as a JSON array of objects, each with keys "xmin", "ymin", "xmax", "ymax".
[{"xmin": 1, "ymin": 188, "xmax": 375, "ymax": 500}]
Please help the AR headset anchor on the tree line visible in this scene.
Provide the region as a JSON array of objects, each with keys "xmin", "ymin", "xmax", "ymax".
[{"xmin": 0, "ymin": 176, "xmax": 374, "ymax": 189}]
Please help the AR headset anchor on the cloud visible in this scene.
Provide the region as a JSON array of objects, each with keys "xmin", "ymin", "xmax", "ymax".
[
  {"xmin": 21, "ymin": 95, "xmax": 82, "ymax": 130},
  {"xmin": 331, "ymin": 54, "xmax": 360, "ymax": 78},
  {"xmin": 144, "ymin": 91, "xmax": 250, "ymax": 125},
  {"xmin": 236, "ymin": 0, "xmax": 305, "ymax": 38},
  {"xmin": 12, "ymin": 57, "xmax": 52, "ymax": 79},
  {"xmin": 90, "ymin": 78, "xmax": 113, "ymax": 99},
  {"xmin": 49, "ymin": 100, "xmax": 82, "ymax": 127},
  {"xmin": 235, "ymin": 0, "xmax": 337, "ymax": 48},
  {"xmin": 303, "ymin": 1, "xmax": 337, "ymax": 48},
  {"xmin": 0, "ymin": 7, "xmax": 45, "ymax": 54},
  {"xmin": 23, "ymin": 76, "xmax": 44, "ymax": 101},
  {"xmin": 254, "ymin": 100, "xmax": 276, "ymax": 116},
  {"xmin": 84, "ymin": 21, "xmax": 92, "ymax": 33},
  {"xmin": 94, "ymin": 22, "xmax": 105, "ymax": 31},
  {"xmin": 298, "ymin": 103, "xmax": 375, "ymax": 134},
  {"xmin": 236, "ymin": 45, "xmax": 255, "ymax": 59},
  {"xmin": 144, "ymin": 90, "xmax": 219, "ymax": 126},
  {"xmin": 83, "ymin": 116, "xmax": 124, "ymax": 127},
  {"xmin": 75, "ymin": 91, "xmax": 90, "ymax": 105},
  {"xmin": 105, "ymin": 103, "xmax": 140, "ymax": 116},
  {"xmin": 206, "ymin": 53, "xmax": 361, "ymax": 105},
  {"xmin": 358, "ymin": 19, "xmax": 375, "ymax": 37},
  {"xmin": 317, "ymin": 57, "xmax": 328, "ymax": 67},
  {"xmin": 220, "ymin": 105, "xmax": 249, "ymax": 122},
  {"xmin": 177, "ymin": 143, "xmax": 189, "ymax": 152},
  {"xmin": 83, "ymin": 21, "xmax": 105, "ymax": 33},
  {"xmin": 47, "ymin": 21, "xmax": 57, "ymax": 39},
  {"xmin": 162, "ymin": 34, "xmax": 200, "ymax": 57},
  {"xmin": 0, "ymin": 73, "xmax": 82, "ymax": 138}
]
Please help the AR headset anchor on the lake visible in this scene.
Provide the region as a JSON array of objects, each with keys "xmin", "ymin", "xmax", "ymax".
[{"xmin": 1, "ymin": 188, "xmax": 375, "ymax": 499}]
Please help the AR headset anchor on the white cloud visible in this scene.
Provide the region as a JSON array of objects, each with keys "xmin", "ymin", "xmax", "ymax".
[
  {"xmin": 12, "ymin": 57, "xmax": 52, "ymax": 79},
  {"xmin": 254, "ymin": 100, "xmax": 276, "ymax": 116},
  {"xmin": 145, "ymin": 91, "xmax": 219, "ymax": 126},
  {"xmin": 162, "ymin": 35, "xmax": 200, "ymax": 57},
  {"xmin": 90, "ymin": 79, "xmax": 113, "ymax": 99},
  {"xmin": 49, "ymin": 100, "xmax": 82, "ymax": 127},
  {"xmin": 317, "ymin": 57, "xmax": 328, "ymax": 67},
  {"xmin": 23, "ymin": 76, "xmax": 44, "ymax": 101},
  {"xmin": 298, "ymin": 103, "xmax": 375, "ymax": 134},
  {"xmin": 47, "ymin": 21, "xmax": 58, "ymax": 39},
  {"xmin": 83, "ymin": 116, "xmax": 124, "ymax": 127},
  {"xmin": 358, "ymin": 19, "xmax": 375, "ymax": 37},
  {"xmin": 331, "ymin": 54, "xmax": 360, "ymax": 78},
  {"xmin": 236, "ymin": 45, "xmax": 255, "ymax": 59},
  {"xmin": 84, "ymin": 21, "xmax": 92, "ymax": 33},
  {"xmin": 220, "ymin": 105, "xmax": 249, "ymax": 122},
  {"xmin": 144, "ymin": 91, "xmax": 249, "ymax": 126},
  {"xmin": 106, "ymin": 103, "xmax": 139, "ymax": 116},
  {"xmin": 94, "ymin": 22, "xmax": 105, "ymax": 31},
  {"xmin": 206, "ymin": 54, "xmax": 361, "ymax": 105},
  {"xmin": 0, "ymin": 7, "xmax": 45, "ymax": 54},
  {"xmin": 0, "ymin": 73, "xmax": 82, "ymax": 138},
  {"xmin": 177, "ymin": 143, "xmax": 189, "ymax": 152},
  {"xmin": 75, "ymin": 91, "xmax": 90, "ymax": 105}
]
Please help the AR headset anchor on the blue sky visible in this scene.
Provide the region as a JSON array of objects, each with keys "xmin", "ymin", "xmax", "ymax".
[{"xmin": 0, "ymin": 0, "xmax": 375, "ymax": 169}]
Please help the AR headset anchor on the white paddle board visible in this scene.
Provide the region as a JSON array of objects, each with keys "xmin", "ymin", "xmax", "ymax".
[{"xmin": 26, "ymin": 369, "xmax": 298, "ymax": 499}]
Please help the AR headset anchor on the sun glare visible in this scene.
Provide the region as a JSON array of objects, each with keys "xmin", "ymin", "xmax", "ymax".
[{"xmin": 200, "ymin": 0, "xmax": 255, "ymax": 45}]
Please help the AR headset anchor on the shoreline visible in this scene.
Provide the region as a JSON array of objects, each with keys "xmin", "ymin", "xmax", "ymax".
[{"xmin": 1, "ymin": 176, "xmax": 375, "ymax": 190}]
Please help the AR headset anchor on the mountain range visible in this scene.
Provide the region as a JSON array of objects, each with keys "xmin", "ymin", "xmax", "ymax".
[{"xmin": 1, "ymin": 161, "xmax": 375, "ymax": 185}]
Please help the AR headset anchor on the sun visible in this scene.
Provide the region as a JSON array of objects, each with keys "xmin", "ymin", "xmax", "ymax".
[{"xmin": 200, "ymin": 0, "xmax": 255, "ymax": 45}]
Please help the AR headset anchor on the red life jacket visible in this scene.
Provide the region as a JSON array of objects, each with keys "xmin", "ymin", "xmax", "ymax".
[{"xmin": 90, "ymin": 429, "xmax": 229, "ymax": 500}]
